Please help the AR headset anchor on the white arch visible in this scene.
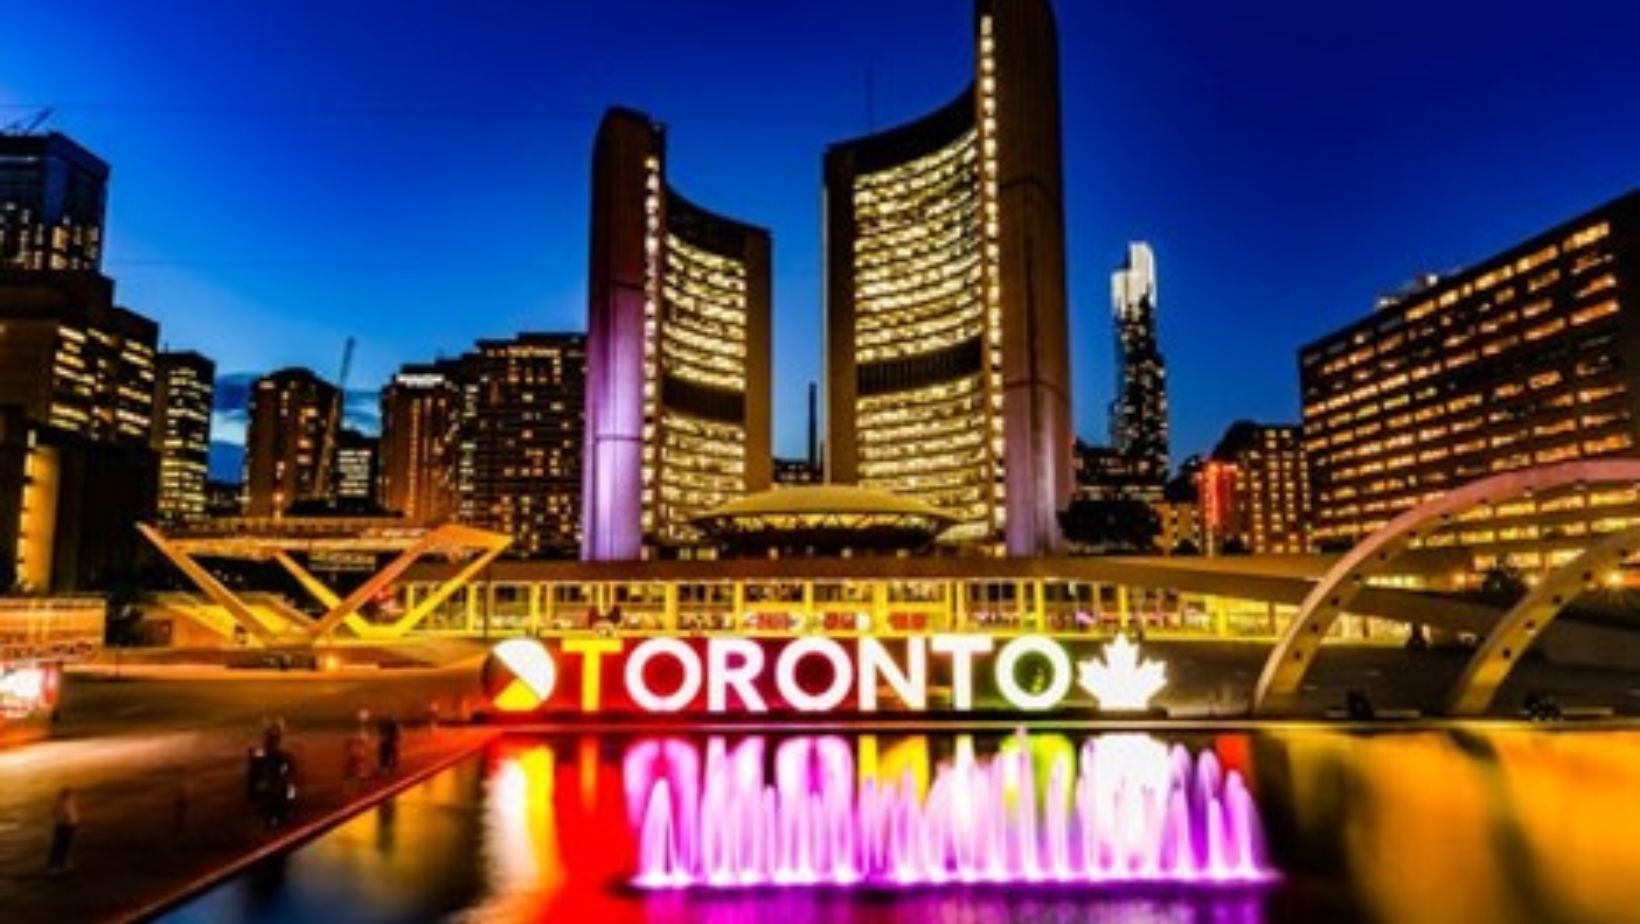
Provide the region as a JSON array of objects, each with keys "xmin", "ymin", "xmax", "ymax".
[
  {"xmin": 1447, "ymin": 522, "xmax": 1640, "ymax": 716},
  {"xmin": 1252, "ymin": 459, "xmax": 1640, "ymax": 715}
]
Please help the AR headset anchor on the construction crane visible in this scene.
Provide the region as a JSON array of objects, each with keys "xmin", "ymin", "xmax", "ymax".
[
  {"xmin": 1, "ymin": 107, "xmax": 53, "ymax": 135},
  {"xmin": 312, "ymin": 336, "xmax": 356, "ymax": 504}
]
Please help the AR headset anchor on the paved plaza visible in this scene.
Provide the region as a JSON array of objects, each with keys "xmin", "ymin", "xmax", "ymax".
[{"xmin": 0, "ymin": 661, "xmax": 494, "ymax": 924}]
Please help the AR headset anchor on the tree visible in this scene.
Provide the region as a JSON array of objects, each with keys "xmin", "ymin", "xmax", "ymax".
[
  {"xmin": 1059, "ymin": 499, "xmax": 1160, "ymax": 554},
  {"xmin": 1476, "ymin": 563, "xmax": 1528, "ymax": 606}
]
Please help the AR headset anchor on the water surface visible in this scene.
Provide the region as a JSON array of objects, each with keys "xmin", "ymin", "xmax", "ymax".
[{"xmin": 159, "ymin": 727, "xmax": 1640, "ymax": 924}]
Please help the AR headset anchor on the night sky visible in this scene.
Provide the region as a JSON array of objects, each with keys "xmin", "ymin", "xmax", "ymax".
[{"xmin": 4, "ymin": 0, "xmax": 1638, "ymax": 465}]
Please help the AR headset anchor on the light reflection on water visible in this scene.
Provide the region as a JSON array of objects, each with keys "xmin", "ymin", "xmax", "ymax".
[{"xmin": 159, "ymin": 729, "xmax": 1640, "ymax": 924}]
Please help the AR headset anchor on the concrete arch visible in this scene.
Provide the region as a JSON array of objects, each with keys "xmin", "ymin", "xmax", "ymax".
[
  {"xmin": 1252, "ymin": 459, "xmax": 1640, "ymax": 715},
  {"xmin": 1447, "ymin": 522, "xmax": 1640, "ymax": 716}
]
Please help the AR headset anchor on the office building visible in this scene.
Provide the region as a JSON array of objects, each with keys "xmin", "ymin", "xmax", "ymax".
[
  {"xmin": 1210, "ymin": 421, "xmax": 1310, "ymax": 555},
  {"xmin": 152, "ymin": 350, "xmax": 215, "ymax": 523},
  {"xmin": 1301, "ymin": 191, "xmax": 1640, "ymax": 567},
  {"xmin": 0, "ymin": 132, "xmax": 107, "ymax": 272},
  {"xmin": 823, "ymin": 0, "xmax": 1072, "ymax": 555},
  {"xmin": 1110, "ymin": 242, "xmax": 1170, "ymax": 486},
  {"xmin": 379, "ymin": 362, "xmax": 462, "ymax": 524},
  {"xmin": 460, "ymin": 334, "xmax": 585, "ymax": 558},
  {"xmin": 583, "ymin": 108, "xmax": 772, "ymax": 560},
  {"xmin": 0, "ymin": 271, "xmax": 156, "ymax": 444},
  {"xmin": 0, "ymin": 270, "xmax": 158, "ymax": 590},
  {"xmin": 243, "ymin": 367, "xmax": 336, "ymax": 518}
]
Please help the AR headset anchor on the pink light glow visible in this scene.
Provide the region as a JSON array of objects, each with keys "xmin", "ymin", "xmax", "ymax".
[{"xmin": 624, "ymin": 731, "xmax": 1274, "ymax": 890}]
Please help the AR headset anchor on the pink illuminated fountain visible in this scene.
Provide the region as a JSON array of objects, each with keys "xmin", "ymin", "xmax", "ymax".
[{"xmin": 624, "ymin": 732, "xmax": 1273, "ymax": 889}]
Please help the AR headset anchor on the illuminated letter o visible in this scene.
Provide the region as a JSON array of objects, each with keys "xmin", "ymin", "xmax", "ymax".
[
  {"xmin": 625, "ymin": 638, "xmax": 703, "ymax": 713},
  {"xmin": 775, "ymin": 637, "xmax": 854, "ymax": 712},
  {"xmin": 995, "ymin": 636, "xmax": 1073, "ymax": 712}
]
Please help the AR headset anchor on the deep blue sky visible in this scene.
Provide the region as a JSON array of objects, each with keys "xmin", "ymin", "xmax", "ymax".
[{"xmin": 4, "ymin": 0, "xmax": 1638, "ymax": 460}]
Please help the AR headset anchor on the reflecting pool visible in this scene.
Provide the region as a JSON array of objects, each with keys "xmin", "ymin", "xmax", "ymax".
[{"xmin": 159, "ymin": 728, "xmax": 1640, "ymax": 924}]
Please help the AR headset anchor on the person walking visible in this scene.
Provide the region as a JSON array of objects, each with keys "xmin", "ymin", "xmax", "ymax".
[{"xmin": 46, "ymin": 787, "xmax": 79, "ymax": 874}]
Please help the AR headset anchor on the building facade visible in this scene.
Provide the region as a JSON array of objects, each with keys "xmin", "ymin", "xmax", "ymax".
[
  {"xmin": 1152, "ymin": 459, "xmax": 1206, "ymax": 555},
  {"xmin": 0, "ymin": 272, "xmax": 156, "ymax": 444},
  {"xmin": 0, "ymin": 133, "xmax": 107, "ymax": 272},
  {"xmin": 1110, "ymin": 242, "xmax": 1170, "ymax": 487},
  {"xmin": 1210, "ymin": 421, "xmax": 1310, "ymax": 555},
  {"xmin": 823, "ymin": 0, "xmax": 1072, "ymax": 556},
  {"xmin": 459, "ymin": 334, "xmax": 585, "ymax": 558},
  {"xmin": 1, "ymin": 406, "xmax": 157, "ymax": 592},
  {"xmin": 1073, "ymin": 440, "xmax": 1165, "ymax": 504},
  {"xmin": 243, "ymin": 367, "xmax": 336, "ymax": 518},
  {"xmin": 0, "ymin": 130, "xmax": 157, "ymax": 591},
  {"xmin": 333, "ymin": 427, "xmax": 378, "ymax": 507},
  {"xmin": 379, "ymin": 362, "xmax": 462, "ymax": 524},
  {"xmin": 152, "ymin": 350, "xmax": 214, "ymax": 523},
  {"xmin": 205, "ymin": 479, "xmax": 241, "ymax": 518},
  {"xmin": 1301, "ymin": 191, "xmax": 1640, "ymax": 568},
  {"xmin": 0, "ymin": 271, "xmax": 158, "ymax": 590},
  {"xmin": 583, "ymin": 108, "xmax": 772, "ymax": 560}
]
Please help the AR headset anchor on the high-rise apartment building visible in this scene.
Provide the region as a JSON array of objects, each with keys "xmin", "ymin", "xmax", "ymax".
[
  {"xmin": 824, "ymin": 0, "xmax": 1072, "ymax": 555},
  {"xmin": 1210, "ymin": 421, "xmax": 1310, "ymax": 555},
  {"xmin": 460, "ymin": 334, "xmax": 585, "ymax": 558},
  {"xmin": 243, "ymin": 367, "xmax": 336, "ymax": 518},
  {"xmin": 583, "ymin": 108, "xmax": 772, "ymax": 560},
  {"xmin": 1110, "ymin": 242, "xmax": 1170, "ymax": 486},
  {"xmin": 379, "ymin": 362, "xmax": 462, "ymax": 524},
  {"xmin": 152, "ymin": 350, "xmax": 214, "ymax": 523},
  {"xmin": 1302, "ymin": 191, "xmax": 1640, "ymax": 568},
  {"xmin": 0, "ymin": 132, "xmax": 107, "ymax": 272}
]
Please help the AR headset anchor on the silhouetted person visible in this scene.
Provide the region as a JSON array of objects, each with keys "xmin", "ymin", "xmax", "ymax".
[
  {"xmin": 262, "ymin": 716, "xmax": 286, "ymax": 753},
  {"xmin": 260, "ymin": 748, "xmax": 297, "ymax": 828},
  {"xmin": 46, "ymin": 788, "xmax": 79, "ymax": 873}
]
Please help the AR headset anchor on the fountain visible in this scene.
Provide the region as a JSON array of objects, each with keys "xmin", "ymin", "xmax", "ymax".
[{"xmin": 625, "ymin": 732, "xmax": 1274, "ymax": 889}]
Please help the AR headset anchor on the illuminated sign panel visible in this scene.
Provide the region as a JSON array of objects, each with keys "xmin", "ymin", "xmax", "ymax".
[{"xmin": 483, "ymin": 636, "xmax": 1166, "ymax": 715}]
